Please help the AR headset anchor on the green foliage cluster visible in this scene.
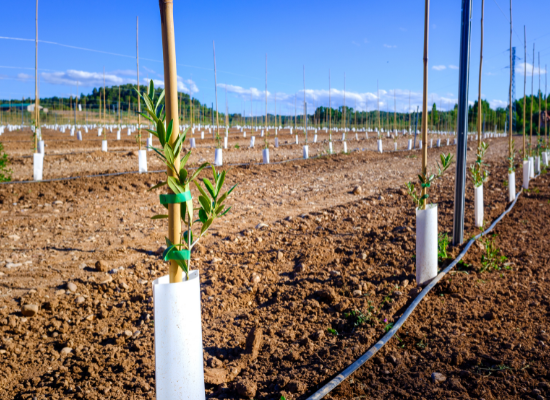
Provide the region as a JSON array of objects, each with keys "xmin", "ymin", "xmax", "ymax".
[
  {"xmin": 406, "ymin": 153, "xmax": 454, "ymax": 209},
  {"xmin": 470, "ymin": 142, "xmax": 489, "ymax": 187},
  {"xmin": 0, "ymin": 142, "xmax": 12, "ymax": 182},
  {"xmin": 139, "ymin": 81, "xmax": 235, "ymax": 280}
]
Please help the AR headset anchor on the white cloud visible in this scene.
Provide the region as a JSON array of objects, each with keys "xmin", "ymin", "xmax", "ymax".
[
  {"xmin": 39, "ymin": 69, "xmax": 199, "ymax": 95},
  {"xmin": 383, "ymin": 44, "xmax": 397, "ymax": 48},
  {"xmin": 433, "ymin": 65, "xmax": 447, "ymax": 71},
  {"xmin": 517, "ymin": 62, "xmax": 547, "ymax": 77},
  {"xmin": 449, "ymin": 65, "xmax": 459, "ymax": 70},
  {"xmin": 17, "ymin": 73, "xmax": 31, "ymax": 81},
  {"xmin": 489, "ymin": 99, "xmax": 508, "ymax": 109}
]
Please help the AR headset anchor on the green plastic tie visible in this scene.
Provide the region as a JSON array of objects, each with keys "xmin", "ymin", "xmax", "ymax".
[
  {"xmin": 159, "ymin": 191, "xmax": 192, "ymax": 205},
  {"xmin": 162, "ymin": 245, "xmax": 190, "ymax": 261}
]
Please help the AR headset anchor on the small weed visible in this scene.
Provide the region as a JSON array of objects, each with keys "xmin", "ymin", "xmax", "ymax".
[
  {"xmin": 438, "ymin": 232, "xmax": 450, "ymax": 260},
  {"xmin": 416, "ymin": 339, "xmax": 427, "ymax": 349},
  {"xmin": 479, "ymin": 234, "xmax": 507, "ymax": 273},
  {"xmin": 327, "ymin": 328, "xmax": 338, "ymax": 336},
  {"xmin": 383, "ymin": 322, "xmax": 394, "ymax": 332},
  {"xmin": 234, "ymin": 144, "xmax": 240, "ymax": 149},
  {"xmin": 502, "ymin": 179, "xmax": 508, "ymax": 188},
  {"xmin": 0, "ymin": 142, "xmax": 12, "ymax": 182},
  {"xmin": 344, "ymin": 309, "xmax": 372, "ymax": 328}
]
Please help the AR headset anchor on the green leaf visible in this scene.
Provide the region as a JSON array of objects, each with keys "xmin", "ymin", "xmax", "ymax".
[
  {"xmin": 214, "ymin": 204, "xmax": 225, "ymax": 215},
  {"xmin": 179, "ymin": 168, "xmax": 188, "ymax": 184},
  {"xmin": 148, "ymin": 181, "xmax": 167, "ymax": 191},
  {"xmin": 180, "ymin": 152, "xmax": 191, "ymax": 173},
  {"xmin": 157, "ymin": 120, "xmax": 167, "ymax": 147},
  {"xmin": 183, "ymin": 230, "xmax": 194, "ymax": 245},
  {"xmin": 194, "ymin": 179, "xmax": 210, "ymax": 199},
  {"xmin": 165, "ymin": 119, "xmax": 174, "ymax": 146},
  {"xmin": 203, "ymin": 178, "xmax": 216, "ymax": 199},
  {"xmin": 167, "ymin": 176, "xmax": 184, "ymax": 194},
  {"xmin": 151, "ymin": 214, "xmax": 169, "ymax": 219},
  {"xmin": 148, "ymin": 80, "xmax": 155, "ymax": 99},
  {"xmin": 200, "ymin": 217, "xmax": 214, "ymax": 236},
  {"xmin": 155, "ymin": 90, "xmax": 166, "ymax": 114},
  {"xmin": 189, "ymin": 163, "xmax": 209, "ymax": 183},
  {"xmin": 221, "ymin": 206, "xmax": 232, "ymax": 216},
  {"xmin": 215, "ymin": 170, "xmax": 226, "ymax": 198},
  {"xmin": 198, "ymin": 195, "xmax": 211, "ymax": 214},
  {"xmin": 164, "ymin": 143, "xmax": 175, "ymax": 166},
  {"xmin": 198, "ymin": 209, "xmax": 208, "ymax": 223}
]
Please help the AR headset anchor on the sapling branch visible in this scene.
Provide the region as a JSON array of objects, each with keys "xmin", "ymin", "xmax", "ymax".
[
  {"xmin": 406, "ymin": 153, "xmax": 454, "ymax": 209},
  {"xmin": 470, "ymin": 141, "xmax": 489, "ymax": 187}
]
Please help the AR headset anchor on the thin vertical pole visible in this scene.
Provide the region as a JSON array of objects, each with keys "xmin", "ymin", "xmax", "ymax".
[
  {"xmin": 329, "ymin": 70, "xmax": 332, "ymax": 142},
  {"xmin": 137, "ymin": 15, "xmax": 141, "ymax": 148},
  {"xmin": 530, "ymin": 43, "xmax": 535, "ymax": 155},
  {"xmin": 377, "ymin": 81, "xmax": 380, "ymax": 133},
  {"xmin": 508, "ymin": 0, "xmax": 513, "ymax": 155},
  {"xmin": 34, "ymin": 0, "xmax": 38, "ymax": 153},
  {"xmin": 538, "ymin": 52, "xmax": 541, "ymax": 143},
  {"xmin": 477, "ymin": 0, "xmax": 484, "ymax": 149},
  {"xmin": 213, "ymin": 41, "xmax": 220, "ymax": 145},
  {"xmin": 452, "ymin": 0, "xmax": 473, "ymax": 246},
  {"xmin": 159, "ymin": 0, "xmax": 182, "ymax": 283},
  {"xmin": 523, "ymin": 27, "xmax": 527, "ymax": 159},
  {"xmin": 265, "ymin": 54, "xmax": 268, "ymax": 145},
  {"xmin": 421, "ymin": 0, "xmax": 430, "ymax": 209},
  {"xmin": 303, "ymin": 66, "xmax": 307, "ymax": 143}
]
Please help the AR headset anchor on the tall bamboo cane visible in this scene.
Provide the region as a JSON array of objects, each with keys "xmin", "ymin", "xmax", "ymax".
[
  {"xmin": 477, "ymin": 0, "xmax": 484, "ymax": 150},
  {"xmin": 508, "ymin": 0, "xmax": 513, "ymax": 155},
  {"xmin": 523, "ymin": 27, "xmax": 527, "ymax": 159},
  {"xmin": 34, "ymin": 0, "xmax": 38, "ymax": 152},
  {"xmin": 421, "ymin": 0, "xmax": 430, "ymax": 210},
  {"xmin": 137, "ymin": 15, "xmax": 141, "ymax": 150},
  {"xmin": 530, "ymin": 43, "xmax": 535, "ymax": 155},
  {"xmin": 159, "ymin": 0, "xmax": 182, "ymax": 283},
  {"xmin": 213, "ymin": 41, "xmax": 220, "ymax": 147}
]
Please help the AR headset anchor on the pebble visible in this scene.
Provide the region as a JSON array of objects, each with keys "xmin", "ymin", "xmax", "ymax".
[
  {"xmin": 353, "ymin": 289, "xmax": 363, "ymax": 297},
  {"xmin": 256, "ymin": 237, "xmax": 263, "ymax": 243},
  {"xmin": 95, "ymin": 260, "xmax": 109, "ymax": 272},
  {"xmin": 251, "ymin": 274, "xmax": 261, "ymax": 284},
  {"xmin": 402, "ymin": 279, "xmax": 410, "ymax": 287},
  {"xmin": 132, "ymin": 330, "xmax": 141, "ymax": 338},
  {"xmin": 256, "ymin": 222, "xmax": 269, "ymax": 230},
  {"xmin": 75, "ymin": 296, "xmax": 85, "ymax": 305},
  {"xmin": 60, "ymin": 347, "xmax": 73, "ymax": 356},
  {"xmin": 55, "ymin": 290, "xmax": 66, "ymax": 296},
  {"xmin": 352, "ymin": 186, "xmax": 362, "ymax": 195},
  {"xmin": 66, "ymin": 282, "xmax": 77, "ymax": 292},
  {"xmin": 21, "ymin": 304, "xmax": 38, "ymax": 317},
  {"xmin": 277, "ymin": 251, "xmax": 284, "ymax": 261},
  {"xmin": 155, "ymin": 245, "xmax": 167, "ymax": 255},
  {"xmin": 431, "ymin": 372, "xmax": 447, "ymax": 383},
  {"xmin": 123, "ymin": 330, "xmax": 133, "ymax": 338},
  {"xmin": 53, "ymin": 201, "xmax": 63, "ymax": 205},
  {"xmin": 6, "ymin": 262, "xmax": 22, "ymax": 269},
  {"xmin": 8, "ymin": 235, "xmax": 20, "ymax": 241},
  {"xmin": 330, "ymin": 270, "xmax": 341, "ymax": 277}
]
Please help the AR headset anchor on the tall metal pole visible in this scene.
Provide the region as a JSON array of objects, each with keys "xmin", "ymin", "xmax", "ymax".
[
  {"xmin": 420, "ymin": 0, "xmax": 430, "ymax": 209},
  {"xmin": 452, "ymin": 0, "xmax": 473, "ymax": 246}
]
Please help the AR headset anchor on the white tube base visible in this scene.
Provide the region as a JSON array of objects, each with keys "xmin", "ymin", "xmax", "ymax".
[
  {"xmin": 138, "ymin": 150, "xmax": 147, "ymax": 173},
  {"xmin": 262, "ymin": 148, "xmax": 270, "ymax": 164},
  {"xmin": 33, "ymin": 153, "xmax": 43, "ymax": 181},
  {"xmin": 394, "ymin": 142, "xmax": 397, "ymax": 151},
  {"xmin": 250, "ymin": 136, "xmax": 255, "ymax": 148},
  {"xmin": 343, "ymin": 142, "xmax": 347, "ymax": 153},
  {"xmin": 474, "ymin": 184, "xmax": 484, "ymax": 228},
  {"xmin": 214, "ymin": 148, "xmax": 223, "ymax": 166},
  {"xmin": 223, "ymin": 136, "xmax": 228, "ymax": 149},
  {"xmin": 38, "ymin": 140, "xmax": 45, "ymax": 155},
  {"xmin": 329, "ymin": 142, "xmax": 333, "ymax": 154},
  {"xmin": 529, "ymin": 157, "xmax": 534, "ymax": 178},
  {"xmin": 416, "ymin": 204, "xmax": 438, "ymax": 286},
  {"xmin": 101, "ymin": 140, "xmax": 108, "ymax": 152},
  {"xmin": 190, "ymin": 138, "xmax": 196, "ymax": 149},
  {"xmin": 146, "ymin": 137, "xmax": 153, "ymax": 151},
  {"xmin": 508, "ymin": 172, "xmax": 515, "ymax": 202},
  {"xmin": 303, "ymin": 145, "xmax": 309, "ymax": 159},
  {"xmin": 77, "ymin": 131, "xmax": 82, "ymax": 141},
  {"xmin": 407, "ymin": 139, "xmax": 412, "ymax": 150},
  {"xmin": 295, "ymin": 135, "xmax": 299, "ymax": 144},
  {"xmin": 377, "ymin": 140, "xmax": 383, "ymax": 153},
  {"xmin": 275, "ymin": 137, "xmax": 279, "ymax": 148},
  {"xmin": 314, "ymin": 134, "xmax": 318, "ymax": 143},
  {"xmin": 153, "ymin": 272, "xmax": 206, "ymax": 400},
  {"xmin": 523, "ymin": 160, "xmax": 530, "ymax": 189}
]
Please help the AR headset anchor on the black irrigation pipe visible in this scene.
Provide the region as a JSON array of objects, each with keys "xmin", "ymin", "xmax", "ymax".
[{"xmin": 306, "ymin": 185, "xmax": 526, "ymax": 400}]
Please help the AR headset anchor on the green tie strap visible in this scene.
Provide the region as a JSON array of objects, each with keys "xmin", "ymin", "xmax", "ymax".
[
  {"xmin": 162, "ymin": 245, "xmax": 191, "ymax": 261},
  {"xmin": 159, "ymin": 191, "xmax": 192, "ymax": 205}
]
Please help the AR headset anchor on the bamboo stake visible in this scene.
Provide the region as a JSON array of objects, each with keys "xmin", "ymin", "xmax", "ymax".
[
  {"xmin": 118, "ymin": 85, "xmax": 121, "ymax": 126},
  {"xmin": 377, "ymin": 80, "xmax": 380, "ymax": 133},
  {"xmin": 159, "ymin": 0, "xmax": 182, "ymax": 283},
  {"xmin": 421, "ymin": 0, "xmax": 430, "ymax": 210},
  {"xmin": 538, "ymin": 52, "xmax": 541, "ymax": 143},
  {"xmin": 34, "ymin": 0, "xmax": 38, "ymax": 153},
  {"xmin": 329, "ymin": 70, "xmax": 332, "ymax": 142},
  {"xmin": 546, "ymin": 65, "xmax": 548, "ymax": 147},
  {"xmin": 103, "ymin": 67, "xmax": 106, "ymax": 138},
  {"xmin": 508, "ymin": 0, "xmax": 513, "ymax": 154},
  {"xmin": 523, "ymin": 25, "xmax": 527, "ymax": 160},
  {"xmin": 530, "ymin": 43, "xmax": 535, "ymax": 155},
  {"xmin": 213, "ymin": 41, "xmax": 220, "ymax": 147},
  {"xmin": 393, "ymin": 90, "xmax": 396, "ymax": 134},
  {"xmin": 303, "ymin": 66, "xmax": 307, "ymax": 143},
  {"xmin": 265, "ymin": 55, "xmax": 268, "ymax": 147},
  {"xmin": 477, "ymin": 0, "xmax": 484, "ymax": 149}
]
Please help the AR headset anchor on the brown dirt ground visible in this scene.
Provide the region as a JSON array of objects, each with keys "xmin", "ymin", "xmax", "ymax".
[{"xmin": 0, "ymin": 136, "xmax": 543, "ymax": 400}]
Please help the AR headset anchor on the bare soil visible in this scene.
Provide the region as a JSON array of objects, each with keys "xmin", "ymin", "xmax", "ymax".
[{"xmin": 0, "ymin": 136, "xmax": 544, "ymax": 400}]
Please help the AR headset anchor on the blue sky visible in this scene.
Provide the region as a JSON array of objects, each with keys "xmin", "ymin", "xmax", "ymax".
[{"xmin": 1, "ymin": 0, "xmax": 549, "ymax": 116}]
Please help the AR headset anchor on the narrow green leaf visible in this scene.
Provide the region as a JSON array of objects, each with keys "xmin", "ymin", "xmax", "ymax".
[
  {"xmin": 203, "ymin": 178, "xmax": 216, "ymax": 199},
  {"xmin": 167, "ymin": 176, "xmax": 184, "ymax": 194},
  {"xmin": 148, "ymin": 181, "xmax": 167, "ymax": 191},
  {"xmin": 189, "ymin": 163, "xmax": 209, "ymax": 182},
  {"xmin": 151, "ymin": 214, "xmax": 169, "ymax": 220}
]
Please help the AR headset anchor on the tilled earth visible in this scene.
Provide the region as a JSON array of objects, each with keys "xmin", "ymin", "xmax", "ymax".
[
  {"xmin": 3, "ymin": 126, "xmax": 461, "ymax": 181},
  {"xmin": 0, "ymin": 136, "xmax": 542, "ymax": 400}
]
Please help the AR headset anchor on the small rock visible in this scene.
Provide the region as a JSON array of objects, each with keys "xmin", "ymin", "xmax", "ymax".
[
  {"xmin": 256, "ymin": 237, "xmax": 263, "ymax": 243},
  {"xmin": 352, "ymin": 186, "xmax": 362, "ymax": 195},
  {"xmin": 311, "ymin": 330, "xmax": 326, "ymax": 341},
  {"xmin": 235, "ymin": 379, "xmax": 257, "ymax": 398},
  {"xmin": 402, "ymin": 279, "xmax": 410, "ymax": 288},
  {"xmin": 66, "ymin": 282, "xmax": 77, "ymax": 292},
  {"xmin": 245, "ymin": 327, "xmax": 264, "ymax": 360},
  {"xmin": 353, "ymin": 289, "xmax": 362, "ymax": 297},
  {"xmin": 294, "ymin": 263, "xmax": 307, "ymax": 273},
  {"xmin": 255, "ymin": 222, "xmax": 269, "ymax": 230},
  {"xmin": 53, "ymin": 200, "xmax": 63, "ymax": 206},
  {"xmin": 21, "ymin": 304, "xmax": 39, "ymax": 317},
  {"xmin": 431, "ymin": 372, "xmax": 447, "ymax": 383},
  {"xmin": 60, "ymin": 347, "xmax": 73, "ymax": 356},
  {"xmin": 75, "ymin": 296, "xmax": 85, "ymax": 305},
  {"xmin": 378, "ymin": 195, "xmax": 385, "ymax": 201},
  {"xmin": 6, "ymin": 262, "xmax": 22, "ymax": 269},
  {"xmin": 133, "ymin": 330, "xmax": 141, "ymax": 338},
  {"xmin": 204, "ymin": 368, "xmax": 227, "ymax": 385},
  {"xmin": 316, "ymin": 288, "xmax": 338, "ymax": 304},
  {"xmin": 123, "ymin": 330, "xmax": 133, "ymax": 338},
  {"xmin": 95, "ymin": 260, "xmax": 109, "ymax": 272},
  {"xmin": 361, "ymin": 252, "xmax": 367, "ymax": 260},
  {"xmin": 55, "ymin": 289, "xmax": 66, "ymax": 296},
  {"xmin": 155, "ymin": 245, "xmax": 167, "ymax": 255},
  {"xmin": 8, "ymin": 235, "xmax": 20, "ymax": 241},
  {"xmin": 393, "ymin": 291, "xmax": 403, "ymax": 297},
  {"xmin": 277, "ymin": 251, "xmax": 284, "ymax": 261},
  {"xmin": 208, "ymin": 356, "xmax": 224, "ymax": 368},
  {"xmin": 330, "ymin": 270, "xmax": 341, "ymax": 277},
  {"xmin": 250, "ymin": 274, "xmax": 261, "ymax": 284}
]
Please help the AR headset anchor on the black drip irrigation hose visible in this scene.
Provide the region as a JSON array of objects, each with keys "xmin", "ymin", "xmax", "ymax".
[{"xmin": 306, "ymin": 186, "xmax": 525, "ymax": 400}]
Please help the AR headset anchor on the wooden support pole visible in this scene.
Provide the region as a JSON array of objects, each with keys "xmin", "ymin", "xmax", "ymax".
[
  {"xmin": 159, "ymin": 0, "xmax": 182, "ymax": 283},
  {"xmin": 478, "ymin": 0, "xmax": 484, "ymax": 149}
]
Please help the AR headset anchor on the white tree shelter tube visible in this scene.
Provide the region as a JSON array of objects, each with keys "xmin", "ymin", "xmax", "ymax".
[
  {"xmin": 101, "ymin": 140, "xmax": 108, "ymax": 152},
  {"xmin": 508, "ymin": 172, "xmax": 516, "ymax": 202},
  {"xmin": 262, "ymin": 148, "xmax": 270, "ymax": 164},
  {"xmin": 138, "ymin": 150, "xmax": 147, "ymax": 173},
  {"xmin": 214, "ymin": 148, "xmax": 223, "ymax": 166},
  {"xmin": 474, "ymin": 184, "xmax": 484, "ymax": 228},
  {"xmin": 33, "ymin": 153, "xmax": 43, "ymax": 181},
  {"xmin": 153, "ymin": 272, "xmax": 206, "ymax": 400},
  {"xmin": 416, "ymin": 204, "xmax": 438, "ymax": 287},
  {"xmin": 523, "ymin": 160, "xmax": 530, "ymax": 189}
]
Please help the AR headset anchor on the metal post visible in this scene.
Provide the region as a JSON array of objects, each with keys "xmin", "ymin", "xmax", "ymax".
[{"xmin": 452, "ymin": 0, "xmax": 473, "ymax": 246}]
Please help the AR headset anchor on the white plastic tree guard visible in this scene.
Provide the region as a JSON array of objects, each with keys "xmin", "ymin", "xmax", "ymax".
[
  {"xmin": 38, "ymin": 140, "xmax": 45, "ymax": 155},
  {"xmin": 116, "ymin": 130, "xmax": 121, "ymax": 140},
  {"xmin": 275, "ymin": 137, "xmax": 279, "ymax": 148},
  {"xmin": 77, "ymin": 131, "xmax": 83, "ymax": 141},
  {"xmin": 535, "ymin": 156, "xmax": 541, "ymax": 175},
  {"xmin": 329, "ymin": 142, "xmax": 333, "ymax": 154},
  {"xmin": 223, "ymin": 136, "xmax": 228, "ymax": 149},
  {"xmin": 138, "ymin": 150, "xmax": 147, "ymax": 173},
  {"xmin": 98, "ymin": 128, "xmax": 102, "ymax": 137},
  {"xmin": 295, "ymin": 135, "xmax": 299, "ymax": 144},
  {"xmin": 190, "ymin": 138, "xmax": 196, "ymax": 149},
  {"xmin": 33, "ymin": 153, "xmax": 43, "ymax": 181},
  {"xmin": 523, "ymin": 160, "xmax": 530, "ymax": 189},
  {"xmin": 508, "ymin": 172, "xmax": 515, "ymax": 202},
  {"xmin": 437, "ymin": 139, "xmax": 441, "ymax": 147},
  {"xmin": 262, "ymin": 148, "xmax": 270, "ymax": 164},
  {"xmin": 394, "ymin": 142, "xmax": 397, "ymax": 151},
  {"xmin": 314, "ymin": 134, "xmax": 318, "ymax": 143},
  {"xmin": 101, "ymin": 140, "xmax": 108, "ymax": 152},
  {"xmin": 341, "ymin": 133, "xmax": 345, "ymax": 141},
  {"xmin": 474, "ymin": 185, "xmax": 484, "ymax": 228},
  {"xmin": 529, "ymin": 157, "xmax": 534, "ymax": 178},
  {"xmin": 214, "ymin": 149, "xmax": 223, "ymax": 166},
  {"xmin": 377, "ymin": 140, "xmax": 383, "ymax": 153},
  {"xmin": 419, "ymin": 140, "xmax": 423, "ymax": 149},
  {"xmin": 543, "ymin": 152, "xmax": 549, "ymax": 166},
  {"xmin": 407, "ymin": 139, "xmax": 412, "ymax": 150},
  {"xmin": 250, "ymin": 136, "xmax": 255, "ymax": 148},
  {"xmin": 416, "ymin": 204, "xmax": 438, "ymax": 286},
  {"xmin": 343, "ymin": 142, "xmax": 347, "ymax": 153},
  {"xmin": 201, "ymin": 131, "xmax": 204, "ymax": 139},
  {"xmin": 153, "ymin": 272, "xmax": 206, "ymax": 400},
  {"xmin": 303, "ymin": 145, "xmax": 309, "ymax": 159}
]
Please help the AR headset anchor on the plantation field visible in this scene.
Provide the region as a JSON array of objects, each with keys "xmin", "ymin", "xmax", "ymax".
[
  {"xmin": 1, "ymin": 136, "xmax": 548, "ymax": 400},
  {"xmin": 4, "ymin": 127, "xmax": 465, "ymax": 181}
]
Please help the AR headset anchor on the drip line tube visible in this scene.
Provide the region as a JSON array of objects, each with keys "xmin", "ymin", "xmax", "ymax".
[{"xmin": 307, "ymin": 186, "xmax": 525, "ymax": 400}]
